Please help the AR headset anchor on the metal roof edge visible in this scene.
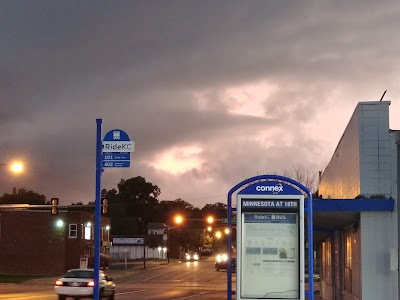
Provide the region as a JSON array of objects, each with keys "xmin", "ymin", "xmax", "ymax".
[{"xmin": 309, "ymin": 198, "xmax": 395, "ymax": 212}]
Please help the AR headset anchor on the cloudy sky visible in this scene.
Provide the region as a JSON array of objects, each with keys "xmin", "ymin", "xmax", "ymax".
[{"xmin": 1, "ymin": 1, "xmax": 400, "ymax": 208}]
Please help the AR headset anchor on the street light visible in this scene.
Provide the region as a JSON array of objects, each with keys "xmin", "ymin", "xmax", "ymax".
[
  {"xmin": 207, "ymin": 216, "xmax": 214, "ymax": 224},
  {"xmin": 174, "ymin": 215, "xmax": 183, "ymax": 225},
  {"xmin": 0, "ymin": 161, "xmax": 24, "ymax": 174},
  {"xmin": 166, "ymin": 214, "xmax": 185, "ymax": 264},
  {"xmin": 9, "ymin": 161, "xmax": 23, "ymax": 174},
  {"xmin": 55, "ymin": 219, "xmax": 64, "ymax": 228}
]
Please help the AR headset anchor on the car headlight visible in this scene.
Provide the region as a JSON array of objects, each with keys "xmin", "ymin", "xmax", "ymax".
[
  {"xmin": 216, "ymin": 253, "xmax": 228, "ymax": 262},
  {"xmin": 186, "ymin": 254, "xmax": 191, "ymax": 260},
  {"xmin": 193, "ymin": 254, "xmax": 199, "ymax": 260}
]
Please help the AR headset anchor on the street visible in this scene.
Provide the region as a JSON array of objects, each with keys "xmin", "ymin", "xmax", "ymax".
[{"xmin": 0, "ymin": 258, "xmax": 236, "ymax": 300}]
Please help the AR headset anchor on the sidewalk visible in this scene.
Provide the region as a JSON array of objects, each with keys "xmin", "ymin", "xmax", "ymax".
[{"xmin": 306, "ymin": 281, "xmax": 323, "ymax": 300}]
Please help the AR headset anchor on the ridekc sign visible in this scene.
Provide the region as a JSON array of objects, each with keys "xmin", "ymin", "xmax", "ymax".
[
  {"xmin": 236, "ymin": 180, "xmax": 305, "ymax": 300},
  {"xmin": 102, "ymin": 129, "xmax": 134, "ymax": 168}
]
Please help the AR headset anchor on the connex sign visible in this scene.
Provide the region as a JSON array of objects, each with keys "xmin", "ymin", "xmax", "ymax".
[
  {"xmin": 255, "ymin": 183, "xmax": 283, "ymax": 193},
  {"xmin": 240, "ymin": 181, "xmax": 302, "ymax": 196}
]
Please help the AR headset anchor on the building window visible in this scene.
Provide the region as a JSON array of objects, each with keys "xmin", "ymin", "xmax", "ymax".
[
  {"xmin": 344, "ymin": 227, "xmax": 354, "ymax": 293},
  {"xmin": 105, "ymin": 225, "xmax": 110, "ymax": 242},
  {"xmin": 69, "ymin": 224, "xmax": 78, "ymax": 238},
  {"xmin": 322, "ymin": 240, "xmax": 332, "ymax": 284},
  {"xmin": 85, "ymin": 225, "xmax": 91, "ymax": 240}
]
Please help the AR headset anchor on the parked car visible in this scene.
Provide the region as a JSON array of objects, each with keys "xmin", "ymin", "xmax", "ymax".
[
  {"xmin": 215, "ymin": 253, "xmax": 236, "ymax": 272},
  {"xmin": 54, "ymin": 268, "xmax": 116, "ymax": 300},
  {"xmin": 200, "ymin": 248, "xmax": 213, "ymax": 256}
]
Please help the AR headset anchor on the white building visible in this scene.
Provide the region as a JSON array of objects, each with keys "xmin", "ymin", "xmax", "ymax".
[{"xmin": 317, "ymin": 101, "xmax": 398, "ymax": 300}]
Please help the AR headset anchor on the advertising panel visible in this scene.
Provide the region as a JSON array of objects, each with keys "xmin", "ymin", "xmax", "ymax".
[
  {"xmin": 241, "ymin": 212, "xmax": 299, "ymax": 298},
  {"xmin": 237, "ymin": 194, "xmax": 304, "ymax": 300}
]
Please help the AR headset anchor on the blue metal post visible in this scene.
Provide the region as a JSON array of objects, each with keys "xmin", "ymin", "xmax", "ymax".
[
  {"xmin": 227, "ymin": 196, "xmax": 232, "ymax": 300},
  {"xmin": 307, "ymin": 192, "xmax": 314, "ymax": 300},
  {"xmin": 93, "ymin": 118, "xmax": 102, "ymax": 300}
]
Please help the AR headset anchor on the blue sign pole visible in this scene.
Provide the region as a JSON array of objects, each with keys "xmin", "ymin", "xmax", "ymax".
[
  {"xmin": 307, "ymin": 191, "xmax": 314, "ymax": 298},
  {"xmin": 93, "ymin": 118, "xmax": 103, "ymax": 300}
]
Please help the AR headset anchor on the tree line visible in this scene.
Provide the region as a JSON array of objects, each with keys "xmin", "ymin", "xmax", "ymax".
[
  {"xmin": 0, "ymin": 171, "xmax": 317, "ymax": 253},
  {"xmin": 0, "ymin": 177, "xmax": 229, "ymax": 251}
]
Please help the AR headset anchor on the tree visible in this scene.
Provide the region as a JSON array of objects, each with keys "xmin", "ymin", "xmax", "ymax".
[
  {"xmin": 275, "ymin": 167, "xmax": 318, "ymax": 193},
  {"xmin": 0, "ymin": 188, "xmax": 47, "ymax": 205},
  {"xmin": 201, "ymin": 202, "xmax": 227, "ymax": 219},
  {"xmin": 102, "ymin": 176, "xmax": 161, "ymax": 236}
]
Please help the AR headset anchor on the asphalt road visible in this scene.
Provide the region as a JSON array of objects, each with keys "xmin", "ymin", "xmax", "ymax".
[{"xmin": 0, "ymin": 258, "xmax": 237, "ymax": 300}]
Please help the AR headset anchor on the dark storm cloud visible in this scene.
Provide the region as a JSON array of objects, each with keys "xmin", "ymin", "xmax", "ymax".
[{"xmin": 1, "ymin": 1, "xmax": 400, "ymax": 205}]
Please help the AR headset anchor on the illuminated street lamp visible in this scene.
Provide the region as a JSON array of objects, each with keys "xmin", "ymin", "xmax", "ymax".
[
  {"xmin": 174, "ymin": 215, "xmax": 183, "ymax": 225},
  {"xmin": 215, "ymin": 231, "xmax": 222, "ymax": 239},
  {"xmin": 207, "ymin": 216, "xmax": 214, "ymax": 224},
  {"xmin": 224, "ymin": 228, "xmax": 230, "ymax": 235},
  {"xmin": 0, "ymin": 161, "xmax": 24, "ymax": 174},
  {"xmin": 10, "ymin": 161, "xmax": 24, "ymax": 174},
  {"xmin": 166, "ymin": 214, "xmax": 184, "ymax": 264},
  {"xmin": 207, "ymin": 226, "xmax": 212, "ymax": 232},
  {"xmin": 55, "ymin": 219, "xmax": 64, "ymax": 228}
]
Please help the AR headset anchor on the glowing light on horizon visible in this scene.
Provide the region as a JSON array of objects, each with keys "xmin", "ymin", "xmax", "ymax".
[
  {"xmin": 151, "ymin": 146, "xmax": 203, "ymax": 175},
  {"xmin": 9, "ymin": 161, "xmax": 24, "ymax": 174}
]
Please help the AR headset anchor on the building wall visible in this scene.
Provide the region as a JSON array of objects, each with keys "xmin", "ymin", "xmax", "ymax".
[
  {"xmin": 357, "ymin": 102, "xmax": 398, "ymax": 300},
  {"xmin": 359, "ymin": 102, "xmax": 392, "ymax": 196},
  {"xmin": 0, "ymin": 210, "xmax": 66, "ymax": 274},
  {"xmin": 0, "ymin": 210, "xmax": 111, "ymax": 275},
  {"xmin": 395, "ymin": 132, "xmax": 400, "ymax": 299},
  {"xmin": 319, "ymin": 101, "xmax": 398, "ymax": 300},
  {"xmin": 361, "ymin": 212, "xmax": 394, "ymax": 299},
  {"xmin": 110, "ymin": 245, "xmax": 164, "ymax": 261},
  {"xmin": 318, "ymin": 104, "xmax": 361, "ymax": 199}
]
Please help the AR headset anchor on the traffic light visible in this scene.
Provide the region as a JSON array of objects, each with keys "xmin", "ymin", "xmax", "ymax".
[
  {"xmin": 51, "ymin": 197, "xmax": 59, "ymax": 215},
  {"xmin": 102, "ymin": 198, "xmax": 108, "ymax": 215}
]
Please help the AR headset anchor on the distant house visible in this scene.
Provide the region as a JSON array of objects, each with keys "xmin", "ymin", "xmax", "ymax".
[
  {"xmin": 0, "ymin": 209, "xmax": 111, "ymax": 275},
  {"xmin": 110, "ymin": 222, "xmax": 167, "ymax": 261},
  {"xmin": 147, "ymin": 222, "xmax": 166, "ymax": 235}
]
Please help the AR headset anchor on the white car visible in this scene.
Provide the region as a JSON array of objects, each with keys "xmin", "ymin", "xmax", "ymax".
[{"xmin": 54, "ymin": 268, "xmax": 116, "ymax": 300}]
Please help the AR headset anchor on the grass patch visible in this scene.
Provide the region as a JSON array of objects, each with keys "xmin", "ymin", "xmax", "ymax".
[{"xmin": 0, "ymin": 274, "xmax": 50, "ymax": 284}]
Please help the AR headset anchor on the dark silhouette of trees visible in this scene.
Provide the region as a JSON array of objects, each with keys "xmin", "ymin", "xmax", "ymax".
[
  {"xmin": 102, "ymin": 176, "xmax": 161, "ymax": 236},
  {"xmin": 0, "ymin": 188, "xmax": 47, "ymax": 205}
]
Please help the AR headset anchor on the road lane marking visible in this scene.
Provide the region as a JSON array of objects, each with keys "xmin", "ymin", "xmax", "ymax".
[
  {"xmin": 0, "ymin": 294, "xmax": 54, "ymax": 300},
  {"xmin": 142, "ymin": 271, "xmax": 176, "ymax": 281},
  {"xmin": 116, "ymin": 289, "xmax": 147, "ymax": 295},
  {"xmin": 176, "ymin": 291, "xmax": 209, "ymax": 299}
]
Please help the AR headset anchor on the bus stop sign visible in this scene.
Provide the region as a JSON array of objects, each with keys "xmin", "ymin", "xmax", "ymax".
[{"xmin": 236, "ymin": 180, "xmax": 305, "ymax": 300}]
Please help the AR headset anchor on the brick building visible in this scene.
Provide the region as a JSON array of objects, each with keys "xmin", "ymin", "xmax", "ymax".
[{"xmin": 0, "ymin": 209, "xmax": 111, "ymax": 275}]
